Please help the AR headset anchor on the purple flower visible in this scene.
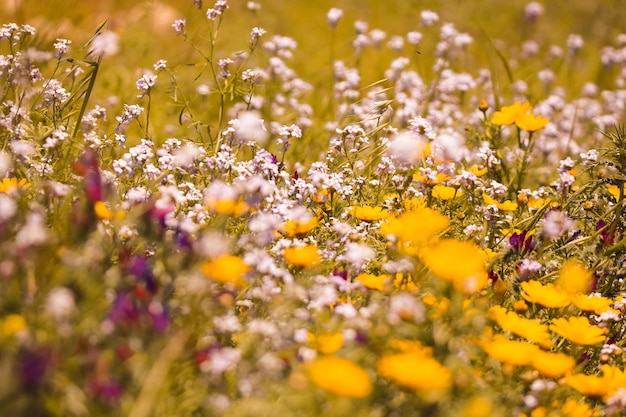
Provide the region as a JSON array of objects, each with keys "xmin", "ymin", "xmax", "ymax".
[
  {"xmin": 108, "ymin": 291, "xmax": 139, "ymax": 324},
  {"xmin": 128, "ymin": 256, "xmax": 158, "ymax": 294},
  {"xmin": 597, "ymin": 219, "xmax": 616, "ymax": 245},
  {"xmin": 509, "ymin": 230, "xmax": 535, "ymax": 254},
  {"xmin": 89, "ymin": 379, "xmax": 123, "ymax": 402},
  {"xmin": 18, "ymin": 348, "xmax": 53, "ymax": 388}
]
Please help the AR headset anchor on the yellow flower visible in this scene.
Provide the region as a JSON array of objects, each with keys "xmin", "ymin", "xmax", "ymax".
[
  {"xmin": 570, "ymin": 293, "xmax": 616, "ymax": 315},
  {"xmin": 356, "ymin": 273, "xmax": 389, "ymax": 290},
  {"xmin": 205, "ymin": 196, "xmax": 249, "ymax": 216},
  {"xmin": 559, "ymin": 399, "xmax": 599, "ymax": 417},
  {"xmin": 200, "ymin": 254, "xmax": 250, "ymax": 287},
  {"xmin": 432, "ymin": 184, "xmax": 463, "ymax": 200},
  {"xmin": 530, "ymin": 350, "xmax": 575, "ymax": 378},
  {"xmin": 380, "ymin": 207, "xmax": 449, "ymax": 246},
  {"xmin": 480, "ymin": 334, "xmax": 539, "ymax": 366},
  {"xmin": 467, "ymin": 165, "xmax": 488, "ymax": 177},
  {"xmin": 482, "ymin": 193, "xmax": 518, "ymax": 211},
  {"xmin": 281, "ymin": 217, "xmax": 318, "ymax": 236},
  {"xmin": 393, "ymin": 273, "xmax": 418, "ymax": 292},
  {"xmin": 463, "ymin": 396, "xmax": 492, "ymax": 417},
  {"xmin": 488, "ymin": 306, "xmax": 553, "ymax": 348},
  {"xmin": 0, "ymin": 177, "xmax": 31, "ymax": 194},
  {"xmin": 565, "ymin": 373, "xmax": 613, "ymax": 397},
  {"xmin": 521, "ymin": 280, "xmax": 570, "ymax": 308},
  {"xmin": 600, "ymin": 364, "xmax": 626, "ymax": 392},
  {"xmin": 283, "ymin": 245, "xmax": 321, "ymax": 267},
  {"xmin": 377, "ymin": 351, "xmax": 452, "ymax": 394},
  {"xmin": 388, "ymin": 339, "xmax": 433, "ymax": 355},
  {"xmin": 94, "ymin": 201, "xmax": 126, "ymax": 220},
  {"xmin": 512, "ymin": 299, "xmax": 528, "ymax": 312},
  {"xmin": 491, "ymin": 101, "xmax": 533, "ymax": 125},
  {"xmin": 349, "ymin": 205, "xmax": 389, "ymax": 222},
  {"xmin": 422, "ymin": 293, "xmax": 450, "ymax": 318},
  {"xmin": 1, "ymin": 314, "xmax": 27, "ymax": 338},
  {"xmin": 420, "ymin": 239, "xmax": 488, "ymax": 294},
  {"xmin": 413, "ymin": 171, "xmax": 451, "ymax": 185},
  {"xmin": 402, "ymin": 196, "xmax": 427, "ymax": 210},
  {"xmin": 607, "ymin": 184, "xmax": 625, "ymax": 201},
  {"xmin": 555, "ymin": 259, "xmax": 592, "ymax": 294},
  {"xmin": 307, "ymin": 356, "xmax": 372, "ymax": 397},
  {"xmin": 307, "ymin": 332, "xmax": 344, "ymax": 355},
  {"xmin": 549, "ymin": 316, "xmax": 607, "ymax": 345},
  {"xmin": 515, "ymin": 113, "xmax": 549, "ymax": 131}
]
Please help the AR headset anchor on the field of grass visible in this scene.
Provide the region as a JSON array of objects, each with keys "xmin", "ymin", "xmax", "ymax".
[{"xmin": 3, "ymin": 1, "xmax": 626, "ymax": 416}]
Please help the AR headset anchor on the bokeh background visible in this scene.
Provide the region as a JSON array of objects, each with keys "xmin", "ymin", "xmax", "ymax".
[{"xmin": 2, "ymin": 0, "xmax": 625, "ymax": 92}]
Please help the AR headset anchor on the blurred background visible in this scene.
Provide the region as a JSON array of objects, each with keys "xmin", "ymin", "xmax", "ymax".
[
  {"xmin": 1, "ymin": 0, "xmax": 625, "ymax": 148},
  {"xmin": 2, "ymin": 0, "xmax": 624, "ymax": 85}
]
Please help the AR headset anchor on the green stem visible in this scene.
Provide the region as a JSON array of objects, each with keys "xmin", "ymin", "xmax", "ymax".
[{"xmin": 71, "ymin": 59, "xmax": 99, "ymax": 140}]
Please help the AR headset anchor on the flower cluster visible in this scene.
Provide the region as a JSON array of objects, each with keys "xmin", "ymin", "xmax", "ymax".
[{"xmin": 3, "ymin": 2, "xmax": 626, "ymax": 417}]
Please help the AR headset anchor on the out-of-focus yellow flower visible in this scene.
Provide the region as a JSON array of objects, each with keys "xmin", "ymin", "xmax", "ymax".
[
  {"xmin": 530, "ymin": 350, "xmax": 575, "ymax": 378},
  {"xmin": 491, "ymin": 101, "xmax": 533, "ymax": 125},
  {"xmin": 283, "ymin": 245, "xmax": 321, "ymax": 267},
  {"xmin": 521, "ymin": 280, "xmax": 570, "ymax": 308},
  {"xmin": 307, "ymin": 332, "xmax": 344, "ymax": 355},
  {"xmin": 559, "ymin": 399, "xmax": 599, "ymax": 417},
  {"xmin": 420, "ymin": 239, "xmax": 488, "ymax": 294},
  {"xmin": 422, "ymin": 293, "xmax": 450, "ymax": 318},
  {"xmin": 413, "ymin": 171, "xmax": 451, "ymax": 185},
  {"xmin": 549, "ymin": 316, "xmax": 607, "ymax": 345},
  {"xmin": 377, "ymin": 351, "xmax": 452, "ymax": 394},
  {"xmin": 0, "ymin": 177, "xmax": 31, "ymax": 194},
  {"xmin": 482, "ymin": 193, "xmax": 518, "ymax": 211},
  {"xmin": 431, "ymin": 184, "xmax": 463, "ymax": 200},
  {"xmin": 392, "ymin": 273, "xmax": 418, "ymax": 292},
  {"xmin": 571, "ymin": 293, "xmax": 617, "ymax": 315},
  {"xmin": 388, "ymin": 339, "xmax": 433, "ymax": 355},
  {"xmin": 380, "ymin": 207, "xmax": 449, "ymax": 247},
  {"xmin": 205, "ymin": 196, "xmax": 249, "ymax": 216},
  {"xmin": 480, "ymin": 334, "xmax": 539, "ymax": 366},
  {"xmin": 402, "ymin": 196, "xmax": 427, "ymax": 210},
  {"xmin": 488, "ymin": 306, "xmax": 552, "ymax": 348},
  {"xmin": 94, "ymin": 201, "xmax": 126, "ymax": 220},
  {"xmin": 1, "ymin": 314, "xmax": 27, "ymax": 338},
  {"xmin": 200, "ymin": 254, "xmax": 250, "ymax": 287},
  {"xmin": 281, "ymin": 217, "xmax": 318, "ymax": 236},
  {"xmin": 467, "ymin": 165, "xmax": 488, "ymax": 177},
  {"xmin": 556, "ymin": 259, "xmax": 592, "ymax": 294},
  {"xmin": 512, "ymin": 299, "xmax": 528, "ymax": 312},
  {"xmin": 565, "ymin": 373, "xmax": 614, "ymax": 397},
  {"xmin": 464, "ymin": 397, "xmax": 492, "ymax": 417},
  {"xmin": 356, "ymin": 273, "xmax": 389, "ymax": 290},
  {"xmin": 307, "ymin": 356, "xmax": 372, "ymax": 397},
  {"xmin": 349, "ymin": 205, "xmax": 389, "ymax": 222}
]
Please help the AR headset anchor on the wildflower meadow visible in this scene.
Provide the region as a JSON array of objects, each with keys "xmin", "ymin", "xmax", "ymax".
[{"xmin": 4, "ymin": 0, "xmax": 626, "ymax": 416}]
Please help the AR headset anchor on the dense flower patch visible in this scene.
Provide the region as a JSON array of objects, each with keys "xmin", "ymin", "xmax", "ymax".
[{"xmin": 3, "ymin": 1, "xmax": 626, "ymax": 416}]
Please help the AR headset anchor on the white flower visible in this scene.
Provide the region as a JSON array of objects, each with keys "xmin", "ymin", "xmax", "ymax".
[
  {"xmin": 0, "ymin": 194, "xmax": 16, "ymax": 221},
  {"xmin": 542, "ymin": 210, "xmax": 574, "ymax": 239},
  {"xmin": 88, "ymin": 31, "xmax": 120, "ymax": 60},
  {"xmin": 327, "ymin": 8, "xmax": 343, "ymax": 28},
  {"xmin": 386, "ymin": 130, "xmax": 427, "ymax": 166},
  {"xmin": 233, "ymin": 110, "xmax": 269, "ymax": 145},
  {"xmin": 387, "ymin": 293, "xmax": 425, "ymax": 325},
  {"xmin": 15, "ymin": 212, "xmax": 49, "ymax": 248},
  {"xmin": 0, "ymin": 151, "xmax": 12, "ymax": 176},
  {"xmin": 45, "ymin": 287, "xmax": 75, "ymax": 321},
  {"xmin": 202, "ymin": 348, "xmax": 241, "ymax": 374},
  {"xmin": 337, "ymin": 242, "xmax": 374, "ymax": 271}
]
